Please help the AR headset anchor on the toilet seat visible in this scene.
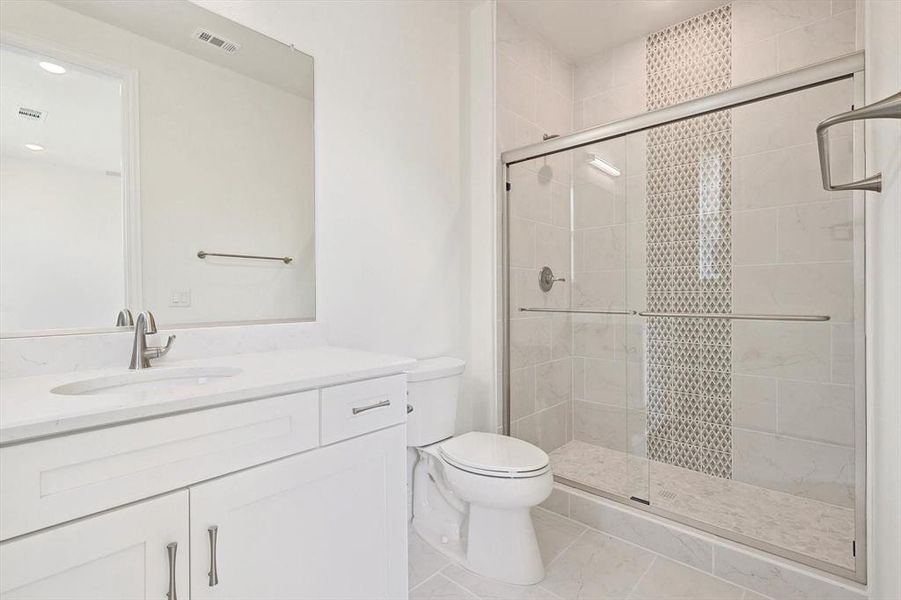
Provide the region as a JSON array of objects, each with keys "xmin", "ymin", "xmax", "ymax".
[{"xmin": 437, "ymin": 432, "xmax": 550, "ymax": 479}]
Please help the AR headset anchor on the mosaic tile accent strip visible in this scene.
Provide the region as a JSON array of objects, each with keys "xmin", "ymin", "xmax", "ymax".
[{"xmin": 645, "ymin": 5, "xmax": 734, "ymax": 479}]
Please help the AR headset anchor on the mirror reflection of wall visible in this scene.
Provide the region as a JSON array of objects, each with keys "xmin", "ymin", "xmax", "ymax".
[
  {"xmin": 0, "ymin": 0, "xmax": 315, "ymax": 337},
  {"xmin": 0, "ymin": 46, "xmax": 128, "ymax": 333}
]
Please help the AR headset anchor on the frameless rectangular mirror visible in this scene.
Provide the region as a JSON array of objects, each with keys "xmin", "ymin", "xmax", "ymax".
[{"xmin": 0, "ymin": 0, "xmax": 315, "ymax": 337}]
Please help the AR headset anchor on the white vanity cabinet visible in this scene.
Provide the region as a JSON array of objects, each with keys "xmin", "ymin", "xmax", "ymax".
[
  {"xmin": 0, "ymin": 491, "xmax": 189, "ymax": 600},
  {"xmin": 190, "ymin": 426, "xmax": 407, "ymax": 599},
  {"xmin": 0, "ymin": 371, "xmax": 410, "ymax": 600}
]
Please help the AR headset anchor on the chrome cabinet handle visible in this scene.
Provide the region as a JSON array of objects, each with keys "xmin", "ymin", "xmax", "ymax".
[
  {"xmin": 166, "ymin": 542, "xmax": 178, "ymax": 600},
  {"xmin": 208, "ymin": 526, "xmax": 219, "ymax": 587},
  {"xmin": 817, "ymin": 91, "xmax": 901, "ymax": 193},
  {"xmin": 352, "ymin": 398, "xmax": 391, "ymax": 415}
]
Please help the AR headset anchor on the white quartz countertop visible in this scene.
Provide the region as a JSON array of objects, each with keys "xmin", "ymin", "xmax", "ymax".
[{"xmin": 0, "ymin": 346, "xmax": 416, "ymax": 445}]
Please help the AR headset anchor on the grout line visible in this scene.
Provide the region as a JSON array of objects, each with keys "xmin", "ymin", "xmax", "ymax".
[{"xmin": 625, "ymin": 554, "xmax": 658, "ymax": 599}]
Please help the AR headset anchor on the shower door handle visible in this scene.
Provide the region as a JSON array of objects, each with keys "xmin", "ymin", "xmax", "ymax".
[{"xmin": 816, "ymin": 91, "xmax": 901, "ymax": 193}]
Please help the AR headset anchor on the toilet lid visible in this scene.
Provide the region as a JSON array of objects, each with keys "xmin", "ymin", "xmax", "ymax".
[{"xmin": 438, "ymin": 432, "xmax": 549, "ymax": 476}]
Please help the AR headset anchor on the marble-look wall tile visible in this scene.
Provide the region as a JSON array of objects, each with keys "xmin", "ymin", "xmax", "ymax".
[
  {"xmin": 733, "ymin": 374, "xmax": 778, "ymax": 432},
  {"xmin": 732, "ymin": 262, "xmax": 853, "ymax": 322},
  {"xmin": 733, "ymin": 321, "xmax": 832, "ymax": 381},
  {"xmin": 732, "ymin": 1, "xmax": 833, "ymax": 47},
  {"xmin": 572, "ymin": 182, "xmax": 620, "ymax": 229},
  {"xmin": 732, "ymin": 37, "xmax": 777, "ymax": 85},
  {"xmin": 778, "ymin": 380, "xmax": 853, "ymax": 445},
  {"xmin": 713, "ymin": 545, "xmax": 866, "ymax": 600},
  {"xmin": 733, "ymin": 141, "xmax": 851, "ymax": 211},
  {"xmin": 582, "ymin": 358, "xmax": 628, "ymax": 405},
  {"xmin": 536, "ymin": 222, "xmax": 571, "ymax": 273},
  {"xmin": 509, "ymin": 218, "xmax": 537, "ymax": 270},
  {"xmin": 776, "ymin": 10, "xmax": 856, "ymax": 72},
  {"xmin": 536, "ymin": 358, "xmax": 572, "ymax": 410},
  {"xmin": 550, "ymin": 180, "xmax": 571, "ymax": 228},
  {"xmin": 510, "ymin": 366, "xmax": 536, "ymax": 420},
  {"xmin": 497, "ymin": 52, "xmax": 538, "ymax": 124},
  {"xmin": 513, "ymin": 400, "xmax": 571, "ymax": 453},
  {"xmin": 626, "ymin": 131, "xmax": 648, "ymax": 176},
  {"xmin": 551, "ymin": 315, "xmax": 573, "ymax": 359},
  {"xmin": 733, "ymin": 209, "xmax": 779, "ymax": 265},
  {"xmin": 580, "ymin": 81, "xmax": 647, "ymax": 128},
  {"xmin": 732, "ymin": 80, "xmax": 853, "ymax": 157},
  {"xmin": 578, "ymin": 226, "xmax": 626, "ymax": 270},
  {"xmin": 573, "ymin": 317, "xmax": 622, "ymax": 360},
  {"xmin": 625, "ymin": 174, "xmax": 647, "ymax": 223},
  {"xmin": 508, "ymin": 168, "xmax": 552, "ymax": 224},
  {"xmin": 574, "ymin": 52, "xmax": 613, "ymax": 100},
  {"xmin": 510, "ymin": 317, "xmax": 551, "ymax": 369},
  {"xmin": 831, "ymin": 323, "xmax": 855, "ymax": 384},
  {"xmin": 573, "ymin": 399, "xmax": 627, "ymax": 450},
  {"xmin": 778, "ymin": 200, "xmax": 854, "ymax": 263},
  {"xmin": 732, "ymin": 429, "xmax": 854, "ymax": 506},
  {"xmin": 569, "ymin": 492, "xmax": 714, "ymax": 571},
  {"xmin": 573, "ymin": 272, "xmax": 626, "ymax": 313}
]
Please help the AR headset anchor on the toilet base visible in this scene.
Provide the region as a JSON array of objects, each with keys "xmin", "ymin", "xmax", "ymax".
[{"xmin": 464, "ymin": 504, "xmax": 545, "ymax": 585}]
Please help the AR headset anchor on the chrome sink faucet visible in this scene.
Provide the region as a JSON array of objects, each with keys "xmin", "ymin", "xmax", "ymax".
[{"xmin": 130, "ymin": 311, "xmax": 176, "ymax": 370}]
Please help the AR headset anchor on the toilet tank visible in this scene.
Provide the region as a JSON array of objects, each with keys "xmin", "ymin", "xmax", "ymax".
[{"xmin": 405, "ymin": 357, "xmax": 466, "ymax": 447}]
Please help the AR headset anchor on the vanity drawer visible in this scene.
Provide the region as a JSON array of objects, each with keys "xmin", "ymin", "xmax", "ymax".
[
  {"xmin": 320, "ymin": 375, "xmax": 406, "ymax": 445},
  {"xmin": 0, "ymin": 391, "xmax": 319, "ymax": 541}
]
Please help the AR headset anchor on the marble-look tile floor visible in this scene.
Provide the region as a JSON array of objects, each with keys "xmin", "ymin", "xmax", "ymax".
[
  {"xmin": 549, "ymin": 440, "xmax": 854, "ymax": 570},
  {"xmin": 408, "ymin": 508, "xmax": 769, "ymax": 600}
]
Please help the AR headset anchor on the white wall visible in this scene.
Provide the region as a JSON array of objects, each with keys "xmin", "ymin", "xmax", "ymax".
[
  {"xmin": 864, "ymin": 0, "xmax": 901, "ymax": 596},
  {"xmin": 0, "ymin": 157, "xmax": 125, "ymax": 332},
  {"xmin": 192, "ymin": 1, "xmax": 471, "ymax": 364}
]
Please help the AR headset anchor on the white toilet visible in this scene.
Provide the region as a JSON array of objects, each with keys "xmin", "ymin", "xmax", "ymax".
[{"xmin": 406, "ymin": 357, "xmax": 553, "ymax": 585}]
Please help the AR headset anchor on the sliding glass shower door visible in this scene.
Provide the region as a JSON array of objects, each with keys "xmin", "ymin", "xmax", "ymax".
[{"xmin": 504, "ymin": 75, "xmax": 864, "ymax": 578}]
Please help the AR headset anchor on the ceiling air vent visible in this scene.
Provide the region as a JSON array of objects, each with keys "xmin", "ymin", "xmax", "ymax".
[
  {"xmin": 192, "ymin": 28, "xmax": 240, "ymax": 54},
  {"xmin": 17, "ymin": 107, "xmax": 45, "ymax": 122}
]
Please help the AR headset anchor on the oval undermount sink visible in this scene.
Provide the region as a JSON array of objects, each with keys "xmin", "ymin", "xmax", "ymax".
[{"xmin": 51, "ymin": 366, "xmax": 243, "ymax": 396}]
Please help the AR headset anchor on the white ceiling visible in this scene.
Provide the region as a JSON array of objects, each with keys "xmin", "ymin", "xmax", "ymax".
[
  {"xmin": 0, "ymin": 45, "xmax": 123, "ymax": 174},
  {"xmin": 55, "ymin": 0, "xmax": 314, "ymax": 99},
  {"xmin": 499, "ymin": 0, "xmax": 731, "ymax": 63}
]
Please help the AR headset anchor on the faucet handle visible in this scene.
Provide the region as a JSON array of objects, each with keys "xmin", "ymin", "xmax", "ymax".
[{"xmin": 146, "ymin": 335, "xmax": 176, "ymax": 360}]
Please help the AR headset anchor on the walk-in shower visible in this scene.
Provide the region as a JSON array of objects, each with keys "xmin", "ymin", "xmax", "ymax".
[{"xmin": 501, "ymin": 52, "xmax": 868, "ymax": 582}]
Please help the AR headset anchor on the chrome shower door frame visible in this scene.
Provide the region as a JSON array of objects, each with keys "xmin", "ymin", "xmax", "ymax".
[{"xmin": 500, "ymin": 52, "xmax": 868, "ymax": 584}]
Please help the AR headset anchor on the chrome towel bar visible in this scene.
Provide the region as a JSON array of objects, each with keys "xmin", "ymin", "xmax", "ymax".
[
  {"xmin": 817, "ymin": 90, "xmax": 901, "ymax": 193},
  {"xmin": 637, "ymin": 312, "xmax": 830, "ymax": 322},
  {"xmin": 519, "ymin": 307, "xmax": 636, "ymax": 315},
  {"xmin": 197, "ymin": 250, "xmax": 293, "ymax": 264}
]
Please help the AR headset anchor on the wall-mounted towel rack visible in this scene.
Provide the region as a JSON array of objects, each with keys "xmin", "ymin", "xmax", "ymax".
[
  {"xmin": 637, "ymin": 312, "xmax": 830, "ymax": 322},
  {"xmin": 197, "ymin": 251, "xmax": 293, "ymax": 264},
  {"xmin": 817, "ymin": 90, "xmax": 901, "ymax": 193},
  {"xmin": 519, "ymin": 307, "xmax": 636, "ymax": 316}
]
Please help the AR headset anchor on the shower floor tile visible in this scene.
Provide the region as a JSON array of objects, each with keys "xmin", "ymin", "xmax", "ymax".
[{"xmin": 549, "ymin": 440, "xmax": 855, "ymax": 570}]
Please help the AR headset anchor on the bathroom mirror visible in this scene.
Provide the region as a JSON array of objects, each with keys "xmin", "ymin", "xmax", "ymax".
[{"xmin": 0, "ymin": 0, "xmax": 315, "ymax": 337}]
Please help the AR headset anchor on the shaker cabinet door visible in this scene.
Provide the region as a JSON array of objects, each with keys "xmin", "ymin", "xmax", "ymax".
[
  {"xmin": 190, "ymin": 425, "xmax": 407, "ymax": 600},
  {"xmin": 0, "ymin": 491, "xmax": 189, "ymax": 600}
]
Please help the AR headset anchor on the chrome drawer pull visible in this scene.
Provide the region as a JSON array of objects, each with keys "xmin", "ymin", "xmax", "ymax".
[
  {"xmin": 166, "ymin": 542, "xmax": 178, "ymax": 600},
  {"xmin": 208, "ymin": 526, "xmax": 219, "ymax": 587},
  {"xmin": 352, "ymin": 398, "xmax": 391, "ymax": 415}
]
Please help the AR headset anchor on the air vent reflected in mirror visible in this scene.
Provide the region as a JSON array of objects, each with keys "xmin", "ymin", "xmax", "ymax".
[{"xmin": 192, "ymin": 28, "xmax": 240, "ymax": 54}]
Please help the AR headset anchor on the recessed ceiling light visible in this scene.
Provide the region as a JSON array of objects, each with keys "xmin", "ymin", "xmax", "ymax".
[
  {"xmin": 39, "ymin": 61, "xmax": 66, "ymax": 75},
  {"xmin": 586, "ymin": 153, "xmax": 621, "ymax": 177},
  {"xmin": 24, "ymin": 143, "xmax": 45, "ymax": 152}
]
